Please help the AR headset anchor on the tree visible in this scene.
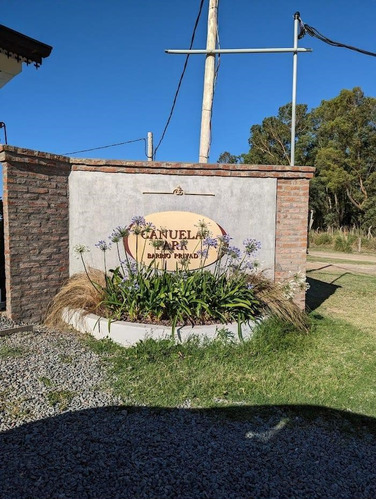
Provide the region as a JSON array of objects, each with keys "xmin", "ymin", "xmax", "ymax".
[
  {"xmin": 218, "ymin": 87, "xmax": 376, "ymax": 230},
  {"xmin": 310, "ymin": 88, "xmax": 376, "ymax": 228},
  {"xmin": 242, "ymin": 103, "xmax": 311, "ymax": 166},
  {"xmin": 217, "ymin": 151, "xmax": 242, "ymax": 164}
]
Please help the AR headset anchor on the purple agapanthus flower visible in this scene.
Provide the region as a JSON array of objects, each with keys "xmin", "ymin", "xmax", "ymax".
[
  {"xmin": 113, "ymin": 226, "xmax": 130, "ymax": 238},
  {"xmin": 218, "ymin": 234, "xmax": 232, "ymax": 245},
  {"xmin": 132, "ymin": 281, "xmax": 140, "ymax": 291},
  {"xmin": 131, "ymin": 215, "xmax": 146, "ymax": 226},
  {"xmin": 227, "ymin": 246, "xmax": 241, "ymax": 259},
  {"xmin": 144, "ymin": 221, "xmax": 156, "ymax": 231},
  {"xmin": 95, "ymin": 240, "xmax": 111, "ymax": 252},
  {"xmin": 243, "ymin": 238, "xmax": 261, "ymax": 256},
  {"xmin": 198, "ymin": 248, "xmax": 209, "ymax": 259},
  {"xmin": 244, "ymin": 260, "xmax": 254, "ymax": 270},
  {"xmin": 109, "ymin": 231, "xmax": 121, "ymax": 243},
  {"xmin": 121, "ymin": 260, "xmax": 137, "ymax": 274},
  {"xmin": 203, "ymin": 237, "xmax": 218, "ymax": 249}
]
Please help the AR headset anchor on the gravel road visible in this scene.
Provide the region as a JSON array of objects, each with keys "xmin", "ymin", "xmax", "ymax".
[
  {"xmin": 1, "ymin": 316, "xmax": 375, "ymax": 498},
  {"xmin": 308, "ymin": 250, "xmax": 376, "ymax": 263}
]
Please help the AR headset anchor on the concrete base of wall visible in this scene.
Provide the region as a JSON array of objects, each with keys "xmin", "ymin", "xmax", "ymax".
[{"xmin": 63, "ymin": 308, "xmax": 257, "ymax": 347}]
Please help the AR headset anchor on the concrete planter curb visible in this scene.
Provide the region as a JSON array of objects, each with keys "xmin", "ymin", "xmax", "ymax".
[{"xmin": 62, "ymin": 308, "xmax": 256, "ymax": 347}]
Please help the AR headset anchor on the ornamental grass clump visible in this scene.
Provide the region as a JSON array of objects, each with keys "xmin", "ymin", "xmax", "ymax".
[
  {"xmin": 61, "ymin": 215, "xmax": 310, "ymax": 336},
  {"xmin": 45, "ymin": 267, "xmax": 107, "ymax": 328},
  {"xmin": 246, "ymin": 273, "xmax": 310, "ymax": 332}
]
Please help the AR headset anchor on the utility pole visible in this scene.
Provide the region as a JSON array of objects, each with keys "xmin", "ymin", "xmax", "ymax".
[
  {"xmin": 166, "ymin": 11, "xmax": 311, "ymax": 165},
  {"xmin": 147, "ymin": 131, "xmax": 153, "ymax": 161},
  {"xmin": 290, "ymin": 12, "xmax": 300, "ymax": 166},
  {"xmin": 199, "ymin": 0, "xmax": 219, "ymax": 163}
]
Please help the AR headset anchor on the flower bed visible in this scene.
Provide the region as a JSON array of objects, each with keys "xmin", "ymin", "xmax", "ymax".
[
  {"xmin": 46, "ymin": 214, "xmax": 310, "ymax": 341},
  {"xmin": 74, "ymin": 215, "xmax": 264, "ymax": 337}
]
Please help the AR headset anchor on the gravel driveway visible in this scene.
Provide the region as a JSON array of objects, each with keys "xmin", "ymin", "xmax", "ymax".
[
  {"xmin": 1, "ymin": 316, "xmax": 375, "ymax": 498},
  {"xmin": 307, "ymin": 250, "xmax": 376, "ymax": 276}
]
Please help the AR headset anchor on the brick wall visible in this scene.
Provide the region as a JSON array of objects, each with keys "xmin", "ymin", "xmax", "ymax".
[
  {"xmin": 275, "ymin": 179, "xmax": 311, "ymax": 308},
  {"xmin": 0, "ymin": 146, "xmax": 314, "ymax": 322},
  {"xmin": 0, "ymin": 146, "xmax": 71, "ymax": 323}
]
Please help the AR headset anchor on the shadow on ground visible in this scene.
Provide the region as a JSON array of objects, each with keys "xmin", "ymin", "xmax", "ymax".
[
  {"xmin": 1, "ymin": 404, "xmax": 375, "ymax": 498},
  {"xmin": 306, "ymin": 272, "xmax": 341, "ymax": 311}
]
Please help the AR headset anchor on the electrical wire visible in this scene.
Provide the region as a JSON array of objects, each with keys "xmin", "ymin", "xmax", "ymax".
[
  {"xmin": 63, "ymin": 138, "xmax": 147, "ymax": 156},
  {"xmin": 298, "ymin": 14, "xmax": 376, "ymax": 57},
  {"xmin": 153, "ymin": 0, "xmax": 205, "ymax": 159}
]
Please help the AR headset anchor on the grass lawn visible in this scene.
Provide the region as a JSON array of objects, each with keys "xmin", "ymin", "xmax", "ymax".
[
  {"xmin": 307, "ymin": 269, "xmax": 376, "ymax": 335},
  {"xmin": 84, "ymin": 266, "xmax": 376, "ymax": 419}
]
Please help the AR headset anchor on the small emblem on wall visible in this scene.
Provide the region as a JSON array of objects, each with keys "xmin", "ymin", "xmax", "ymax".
[
  {"xmin": 142, "ymin": 186, "xmax": 215, "ymax": 197},
  {"xmin": 172, "ymin": 185, "xmax": 184, "ymax": 196},
  {"xmin": 124, "ymin": 211, "xmax": 226, "ymax": 271}
]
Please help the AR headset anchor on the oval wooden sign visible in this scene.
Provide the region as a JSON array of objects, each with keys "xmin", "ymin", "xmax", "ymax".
[{"xmin": 124, "ymin": 211, "xmax": 226, "ymax": 271}]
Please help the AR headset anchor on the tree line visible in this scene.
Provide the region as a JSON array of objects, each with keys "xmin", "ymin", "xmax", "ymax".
[{"xmin": 218, "ymin": 87, "xmax": 376, "ymax": 233}]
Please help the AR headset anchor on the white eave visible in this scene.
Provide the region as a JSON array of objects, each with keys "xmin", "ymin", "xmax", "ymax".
[{"xmin": 0, "ymin": 52, "xmax": 22, "ymax": 88}]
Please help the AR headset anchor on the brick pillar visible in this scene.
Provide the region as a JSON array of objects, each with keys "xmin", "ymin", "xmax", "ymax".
[
  {"xmin": 275, "ymin": 178, "xmax": 311, "ymax": 309},
  {"xmin": 0, "ymin": 146, "xmax": 71, "ymax": 323}
]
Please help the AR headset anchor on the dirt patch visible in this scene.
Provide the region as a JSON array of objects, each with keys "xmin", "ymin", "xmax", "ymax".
[
  {"xmin": 308, "ymin": 250, "xmax": 376, "ymax": 263},
  {"xmin": 307, "ymin": 251, "xmax": 376, "ymax": 276},
  {"xmin": 307, "ymin": 261, "xmax": 376, "ymax": 276}
]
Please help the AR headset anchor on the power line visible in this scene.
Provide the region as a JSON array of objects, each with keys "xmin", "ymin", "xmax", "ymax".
[
  {"xmin": 153, "ymin": 0, "xmax": 205, "ymax": 159},
  {"xmin": 298, "ymin": 15, "xmax": 376, "ymax": 57},
  {"xmin": 63, "ymin": 138, "xmax": 147, "ymax": 156}
]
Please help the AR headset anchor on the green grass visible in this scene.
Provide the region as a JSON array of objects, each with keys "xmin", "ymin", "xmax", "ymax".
[
  {"xmin": 39, "ymin": 376, "xmax": 54, "ymax": 388},
  {"xmin": 81, "ymin": 267, "xmax": 376, "ymax": 419},
  {"xmin": 0, "ymin": 344, "xmax": 26, "ymax": 358},
  {"xmin": 307, "ymin": 269, "xmax": 376, "ymax": 335},
  {"xmin": 46, "ymin": 390, "xmax": 76, "ymax": 411},
  {"xmin": 85, "ymin": 311, "xmax": 376, "ymax": 417}
]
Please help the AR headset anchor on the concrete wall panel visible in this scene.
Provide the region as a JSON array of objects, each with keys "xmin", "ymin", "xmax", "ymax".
[{"xmin": 69, "ymin": 171, "xmax": 277, "ymax": 277}]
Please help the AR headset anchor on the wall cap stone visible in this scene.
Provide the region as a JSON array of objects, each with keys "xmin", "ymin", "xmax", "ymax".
[
  {"xmin": 72, "ymin": 158, "xmax": 315, "ymax": 177},
  {"xmin": 0, "ymin": 144, "xmax": 70, "ymax": 164}
]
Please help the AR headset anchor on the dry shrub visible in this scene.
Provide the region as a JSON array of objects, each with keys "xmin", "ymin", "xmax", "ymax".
[
  {"xmin": 248, "ymin": 273, "xmax": 310, "ymax": 332},
  {"xmin": 45, "ymin": 268, "xmax": 106, "ymax": 328}
]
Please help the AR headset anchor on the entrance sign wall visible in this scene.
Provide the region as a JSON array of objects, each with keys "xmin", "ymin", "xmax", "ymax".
[
  {"xmin": 69, "ymin": 172, "xmax": 277, "ymax": 278},
  {"xmin": 0, "ymin": 145, "xmax": 315, "ymax": 323}
]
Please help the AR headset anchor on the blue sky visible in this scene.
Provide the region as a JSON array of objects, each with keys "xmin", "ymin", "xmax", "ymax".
[{"xmin": 1, "ymin": 0, "xmax": 376, "ymax": 171}]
